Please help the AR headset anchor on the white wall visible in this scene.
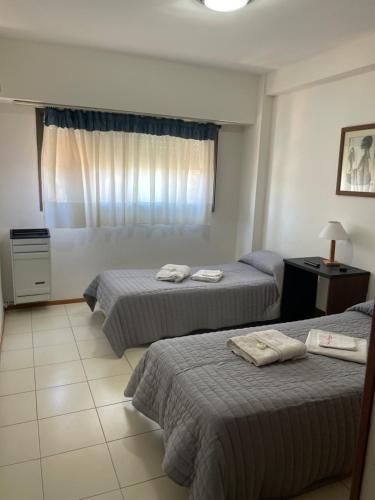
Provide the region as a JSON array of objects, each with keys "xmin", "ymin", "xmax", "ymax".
[
  {"xmin": 266, "ymin": 32, "xmax": 375, "ymax": 97},
  {"xmin": 236, "ymin": 77, "xmax": 275, "ymax": 258},
  {"xmin": 0, "ymin": 36, "xmax": 259, "ymax": 304},
  {"xmin": 0, "ymin": 37, "xmax": 258, "ymax": 125},
  {"xmin": 262, "ymin": 69, "xmax": 375, "ymax": 299},
  {"xmin": 0, "ymin": 104, "xmax": 245, "ymax": 302}
]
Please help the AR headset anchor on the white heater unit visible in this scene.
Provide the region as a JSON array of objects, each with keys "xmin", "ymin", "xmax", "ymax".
[{"xmin": 10, "ymin": 228, "xmax": 51, "ymax": 304}]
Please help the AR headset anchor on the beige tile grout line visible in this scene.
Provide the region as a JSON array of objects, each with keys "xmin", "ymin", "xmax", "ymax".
[
  {"xmin": 0, "ymin": 411, "xmax": 159, "ymax": 447},
  {"xmin": 66, "ymin": 308, "xmax": 165, "ymax": 497},
  {"xmin": 31, "ymin": 318, "xmax": 46, "ymax": 500},
  {"xmin": 36, "ymin": 305, "xmax": 113, "ymax": 500},
  {"xmin": 1, "ymin": 356, "xmax": 131, "ymax": 377},
  {"xmin": 67, "ymin": 311, "xmax": 126, "ymax": 498},
  {"xmin": 1, "ymin": 307, "xmax": 161, "ymax": 496},
  {"xmin": 0, "ymin": 429, "xmax": 162, "ymax": 467}
]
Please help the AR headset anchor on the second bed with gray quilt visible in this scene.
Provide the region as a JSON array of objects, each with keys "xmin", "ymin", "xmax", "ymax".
[
  {"xmin": 126, "ymin": 301, "xmax": 373, "ymax": 500},
  {"xmin": 84, "ymin": 251, "xmax": 284, "ymax": 357}
]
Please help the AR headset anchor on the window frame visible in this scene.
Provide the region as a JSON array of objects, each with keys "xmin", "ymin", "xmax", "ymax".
[{"xmin": 35, "ymin": 108, "xmax": 219, "ymax": 215}]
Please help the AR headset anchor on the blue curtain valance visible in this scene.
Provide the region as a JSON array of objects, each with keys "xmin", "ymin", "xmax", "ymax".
[{"xmin": 44, "ymin": 107, "xmax": 219, "ymax": 141}]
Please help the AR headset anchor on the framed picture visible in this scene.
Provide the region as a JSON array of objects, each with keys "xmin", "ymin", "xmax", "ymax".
[{"xmin": 336, "ymin": 124, "xmax": 375, "ymax": 197}]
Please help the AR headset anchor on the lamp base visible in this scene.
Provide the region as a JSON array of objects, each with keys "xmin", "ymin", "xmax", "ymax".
[{"xmin": 323, "ymin": 259, "xmax": 341, "ymax": 267}]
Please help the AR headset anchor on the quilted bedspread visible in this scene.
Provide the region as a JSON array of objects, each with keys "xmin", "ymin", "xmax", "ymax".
[
  {"xmin": 84, "ymin": 262, "xmax": 280, "ymax": 357},
  {"xmin": 125, "ymin": 302, "xmax": 373, "ymax": 500}
]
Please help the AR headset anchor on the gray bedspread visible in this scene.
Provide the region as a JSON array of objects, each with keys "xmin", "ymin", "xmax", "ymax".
[
  {"xmin": 84, "ymin": 262, "xmax": 280, "ymax": 357},
  {"xmin": 126, "ymin": 301, "xmax": 374, "ymax": 500}
]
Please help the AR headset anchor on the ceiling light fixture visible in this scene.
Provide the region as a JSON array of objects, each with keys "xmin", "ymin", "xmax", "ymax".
[{"xmin": 199, "ymin": 0, "xmax": 251, "ymax": 12}]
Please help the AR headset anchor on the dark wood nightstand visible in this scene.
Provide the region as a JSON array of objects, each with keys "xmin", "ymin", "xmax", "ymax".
[{"xmin": 281, "ymin": 257, "xmax": 370, "ymax": 322}]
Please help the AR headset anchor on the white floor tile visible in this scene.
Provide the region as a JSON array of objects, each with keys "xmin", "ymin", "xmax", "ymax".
[
  {"xmin": 39, "ymin": 408, "xmax": 105, "ymax": 456},
  {"xmin": 37, "ymin": 381, "xmax": 94, "ymax": 418},
  {"xmin": 123, "ymin": 476, "xmax": 189, "ymax": 500},
  {"xmin": 89, "ymin": 374, "xmax": 132, "ymax": 407},
  {"xmin": 83, "ymin": 355, "xmax": 132, "ymax": 380},
  {"xmin": 77, "ymin": 338, "xmax": 114, "ymax": 359},
  {"xmin": 98, "ymin": 401, "xmax": 159, "ymax": 442},
  {"xmin": 109, "ymin": 430, "xmax": 165, "ymax": 487},
  {"xmin": 42, "ymin": 444, "xmax": 118, "ymax": 500},
  {"xmin": 0, "ymin": 421, "xmax": 40, "ymax": 466},
  {"xmin": 33, "ymin": 327, "xmax": 75, "ymax": 347},
  {"xmin": 32, "ymin": 315, "xmax": 70, "ymax": 332},
  {"xmin": 31, "ymin": 304, "xmax": 67, "ymax": 316},
  {"xmin": 31, "ymin": 308, "xmax": 68, "ymax": 320},
  {"xmin": 33, "ymin": 343, "xmax": 80, "ymax": 366},
  {"xmin": 0, "ymin": 391, "xmax": 37, "ymax": 427},
  {"xmin": 0, "ymin": 367, "xmax": 35, "ymax": 396},
  {"xmin": 124, "ymin": 347, "xmax": 148, "ymax": 370},
  {"xmin": 294, "ymin": 481, "xmax": 350, "ymax": 499},
  {"xmin": 3, "ymin": 321, "xmax": 32, "ymax": 335},
  {"xmin": 73, "ymin": 324, "xmax": 106, "ymax": 341},
  {"xmin": 65, "ymin": 302, "xmax": 92, "ymax": 316},
  {"xmin": 35, "ymin": 360, "xmax": 86, "ymax": 389},
  {"xmin": 5, "ymin": 312, "xmax": 32, "ymax": 321},
  {"xmin": 0, "ymin": 459, "xmax": 43, "ymax": 500},
  {"xmin": 1, "ymin": 333, "xmax": 33, "ymax": 351},
  {"xmin": 0, "ymin": 349, "xmax": 34, "ymax": 371},
  {"xmin": 69, "ymin": 310, "xmax": 105, "ymax": 328},
  {"xmin": 85, "ymin": 491, "xmax": 124, "ymax": 500},
  {"xmin": 4, "ymin": 308, "xmax": 31, "ymax": 319}
]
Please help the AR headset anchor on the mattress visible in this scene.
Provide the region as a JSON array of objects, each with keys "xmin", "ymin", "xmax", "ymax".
[
  {"xmin": 84, "ymin": 261, "xmax": 281, "ymax": 357},
  {"xmin": 125, "ymin": 301, "xmax": 373, "ymax": 500}
]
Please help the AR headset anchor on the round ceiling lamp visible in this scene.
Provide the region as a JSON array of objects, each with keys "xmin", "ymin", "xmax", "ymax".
[{"xmin": 199, "ymin": 0, "xmax": 251, "ymax": 12}]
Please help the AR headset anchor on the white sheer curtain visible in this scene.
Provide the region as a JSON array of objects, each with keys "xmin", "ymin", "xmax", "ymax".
[{"xmin": 42, "ymin": 125, "xmax": 215, "ymax": 227}]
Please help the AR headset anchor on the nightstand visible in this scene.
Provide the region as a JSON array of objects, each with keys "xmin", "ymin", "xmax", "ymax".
[{"xmin": 281, "ymin": 257, "xmax": 370, "ymax": 322}]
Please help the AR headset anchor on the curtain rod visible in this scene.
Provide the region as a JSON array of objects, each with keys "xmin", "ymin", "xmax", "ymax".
[{"xmin": 13, "ymin": 99, "xmax": 239, "ymax": 126}]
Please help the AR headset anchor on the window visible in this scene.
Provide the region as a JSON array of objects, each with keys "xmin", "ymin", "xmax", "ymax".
[{"xmin": 38, "ymin": 108, "xmax": 219, "ymax": 228}]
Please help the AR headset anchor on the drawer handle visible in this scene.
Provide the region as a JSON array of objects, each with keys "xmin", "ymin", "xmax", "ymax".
[{"xmin": 35, "ymin": 281, "xmax": 46, "ymax": 285}]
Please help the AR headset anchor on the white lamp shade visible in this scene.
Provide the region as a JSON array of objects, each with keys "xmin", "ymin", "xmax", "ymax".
[{"xmin": 319, "ymin": 221, "xmax": 348, "ymax": 241}]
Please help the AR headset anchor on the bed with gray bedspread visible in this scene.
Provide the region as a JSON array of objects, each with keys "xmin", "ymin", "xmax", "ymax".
[
  {"xmin": 84, "ymin": 252, "xmax": 283, "ymax": 357},
  {"xmin": 125, "ymin": 301, "xmax": 374, "ymax": 500}
]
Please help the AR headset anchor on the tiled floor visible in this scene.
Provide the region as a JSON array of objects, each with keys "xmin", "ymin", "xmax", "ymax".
[{"xmin": 0, "ymin": 303, "xmax": 351, "ymax": 500}]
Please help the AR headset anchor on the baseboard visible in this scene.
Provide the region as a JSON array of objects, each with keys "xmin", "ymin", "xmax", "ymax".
[{"xmin": 7, "ymin": 298, "xmax": 86, "ymax": 310}]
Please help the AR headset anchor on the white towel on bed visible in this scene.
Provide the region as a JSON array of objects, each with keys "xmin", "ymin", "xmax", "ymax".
[
  {"xmin": 191, "ymin": 270, "xmax": 223, "ymax": 283},
  {"xmin": 156, "ymin": 264, "xmax": 191, "ymax": 283},
  {"xmin": 318, "ymin": 331, "xmax": 357, "ymax": 350},
  {"xmin": 306, "ymin": 329, "xmax": 367, "ymax": 364},
  {"xmin": 227, "ymin": 329, "xmax": 307, "ymax": 367}
]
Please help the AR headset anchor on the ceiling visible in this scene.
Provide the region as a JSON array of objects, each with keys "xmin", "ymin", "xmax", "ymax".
[{"xmin": 1, "ymin": 0, "xmax": 375, "ymax": 72}]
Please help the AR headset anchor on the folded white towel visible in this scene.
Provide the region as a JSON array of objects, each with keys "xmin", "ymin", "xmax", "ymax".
[
  {"xmin": 306, "ymin": 330, "xmax": 367, "ymax": 364},
  {"xmin": 318, "ymin": 331, "xmax": 357, "ymax": 351},
  {"xmin": 227, "ymin": 329, "xmax": 307, "ymax": 367},
  {"xmin": 191, "ymin": 269, "xmax": 223, "ymax": 283},
  {"xmin": 156, "ymin": 264, "xmax": 191, "ymax": 283}
]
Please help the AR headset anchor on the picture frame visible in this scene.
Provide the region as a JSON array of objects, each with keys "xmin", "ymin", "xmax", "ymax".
[{"xmin": 336, "ymin": 124, "xmax": 375, "ymax": 198}]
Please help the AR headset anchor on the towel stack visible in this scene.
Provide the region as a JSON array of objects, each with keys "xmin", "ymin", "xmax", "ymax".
[
  {"xmin": 227, "ymin": 329, "xmax": 307, "ymax": 367},
  {"xmin": 155, "ymin": 264, "xmax": 191, "ymax": 283},
  {"xmin": 305, "ymin": 329, "xmax": 367, "ymax": 364},
  {"xmin": 191, "ymin": 270, "xmax": 223, "ymax": 283}
]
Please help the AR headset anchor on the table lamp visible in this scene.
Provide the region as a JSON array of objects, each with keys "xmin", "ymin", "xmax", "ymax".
[{"xmin": 319, "ymin": 221, "xmax": 348, "ymax": 266}]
